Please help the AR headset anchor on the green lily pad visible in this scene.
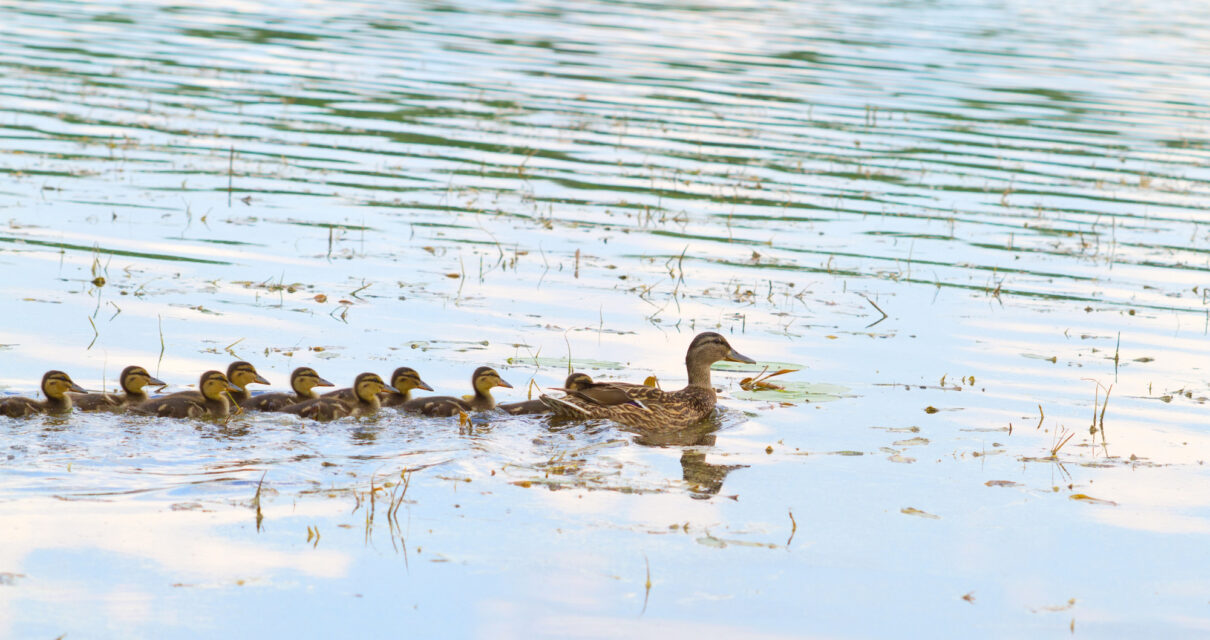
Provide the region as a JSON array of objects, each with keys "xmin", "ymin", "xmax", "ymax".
[
  {"xmin": 733, "ymin": 381, "xmax": 849, "ymax": 403},
  {"xmin": 505, "ymin": 356, "xmax": 626, "ymax": 371},
  {"xmin": 711, "ymin": 360, "xmax": 804, "ymax": 373}
]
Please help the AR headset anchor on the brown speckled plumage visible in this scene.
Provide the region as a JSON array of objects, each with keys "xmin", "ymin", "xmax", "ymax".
[{"xmin": 539, "ymin": 332, "xmax": 754, "ymax": 430}]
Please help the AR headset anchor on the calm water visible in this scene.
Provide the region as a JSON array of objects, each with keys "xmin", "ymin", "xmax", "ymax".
[{"xmin": 3, "ymin": 0, "xmax": 1210, "ymax": 636}]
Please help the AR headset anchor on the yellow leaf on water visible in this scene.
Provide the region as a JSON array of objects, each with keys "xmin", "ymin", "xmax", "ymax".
[
  {"xmin": 924, "ymin": 406, "xmax": 939, "ymax": 414},
  {"xmin": 893, "ymin": 437, "xmax": 929, "ymax": 447},
  {"xmin": 900, "ymin": 507, "xmax": 939, "ymax": 520},
  {"xmin": 1070, "ymin": 494, "xmax": 1117, "ymax": 506}
]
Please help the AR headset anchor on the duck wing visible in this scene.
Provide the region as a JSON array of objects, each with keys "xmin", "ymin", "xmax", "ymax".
[
  {"xmin": 131, "ymin": 392, "xmax": 207, "ymax": 418},
  {"xmin": 242, "ymin": 392, "xmax": 300, "ymax": 412},
  {"xmin": 398, "ymin": 395, "xmax": 469, "ymax": 417},
  {"xmin": 0, "ymin": 397, "xmax": 39, "ymax": 418},
  {"xmin": 496, "ymin": 399, "xmax": 548, "ymax": 415},
  {"xmin": 70, "ymin": 392, "xmax": 124, "ymax": 412},
  {"xmin": 281, "ymin": 397, "xmax": 351, "ymax": 421}
]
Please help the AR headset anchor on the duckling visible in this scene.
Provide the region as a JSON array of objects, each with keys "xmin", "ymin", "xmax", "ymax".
[
  {"xmin": 282, "ymin": 372, "xmax": 393, "ymax": 421},
  {"xmin": 241, "ymin": 367, "xmax": 334, "ymax": 412},
  {"xmin": 398, "ymin": 366, "xmax": 512, "ymax": 417},
  {"xmin": 225, "ymin": 361, "xmax": 270, "ymax": 405},
  {"xmin": 0, "ymin": 370, "xmax": 87, "ymax": 417},
  {"xmin": 129, "ymin": 371, "xmax": 240, "ymax": 419},
  {"xmin": 70, "ymin": 365, "xmax": 167, "ymax": 412},
  {"xmin": 497, "ymin": 372, "xmax": 594, "ymax": 415},
  {"xmin": 325, "ymin": 367, "xmax": 432, "ymax": 406},
  {"xmin": 539, "ymin": 332, "xmax": 755, "ymax": 430}
]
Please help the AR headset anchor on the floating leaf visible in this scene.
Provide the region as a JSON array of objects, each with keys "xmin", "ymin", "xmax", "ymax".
[
  {"xmin": 732, "ymin": 381, "xmax": 849, "ymax": 403},
  {"xmin": 985, "ymin": 480, "xmax": 1019, "ymax": 487},
  {"xmin": 506, "ymin": 356, "xmax": 626, "ymax": 371},
  {"xmin": 712, "ymin": 360, "xmax": 803, "ymax": 373},
  {"xmin": 1035, "ymin": 598, "xmax": 1077, "ymax": 613},
  {"xmin": 893, "ymin": 437, "xmax": 929, "ymax": 447},
  {"xmin": 1022, "ymin": 353, "xmax": 1059, "ymax": 363},
  {"xmin": 1070, "ymin": 493, "xmax": 1117, "ymax": 506},
  {"xmin": 873, "ymin": 426, "xmax": 920, "ymax": 433},
  {"xmin": 924, "ymin": 406, "xmax": 939, "ymax": 414},
  {"xmin": 901, "ymin": 507, "xmax": 939, "ymax": 520}
]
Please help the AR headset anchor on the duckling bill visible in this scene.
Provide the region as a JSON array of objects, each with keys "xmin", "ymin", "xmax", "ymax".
[{"xmin": 0, "ymin": 371, "xmax": 87, "ymax": 418}]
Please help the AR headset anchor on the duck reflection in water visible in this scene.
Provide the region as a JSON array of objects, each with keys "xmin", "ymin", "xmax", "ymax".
[{"xmin": 629, "ymin": 414, "xmax": 748, "ymax": 498}]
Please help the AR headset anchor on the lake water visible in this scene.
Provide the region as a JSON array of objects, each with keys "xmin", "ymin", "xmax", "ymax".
[{"xmin": 3, "ymin": 0, "xmax": 1210, "ymax": 636}]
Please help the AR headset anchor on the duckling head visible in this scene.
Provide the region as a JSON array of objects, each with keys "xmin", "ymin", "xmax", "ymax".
[
  {"xmin": 472, "ymin": 366, "xmax": 512, "ymax": 396},
  {"xmin": 41, "ymin": 370, "xmax": 86, "ymax": 399},
  {"xmin": 121, "ymin": 365, "xmax": 166, "ymax": 394},
  {"xmin": 563, "ymin": 372, "xmax": 594, "ymax": 391},
  {"xmin": 200, "ymin": 371, "xmax": 240, "ymax": 401},
  {"xmin": 290, "ymin": 367, "xmax": 334, "ymax": 395},
  {"xmin": 227, "ymin": 361, "xmax": 270, "ymax": 389},
  {"xmin": 390, "ymin": 367, "xmax": 433, "ymax": 394},
  {"xmin": 354, "ymin": 372, "xmax": 390, "ymax": 402}
]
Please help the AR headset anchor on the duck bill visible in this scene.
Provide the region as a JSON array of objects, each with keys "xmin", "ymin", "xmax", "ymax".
[
  {"xmin": 496, "ymin": 379, "xmax": 514, "ymax": 389},
  {"xmin": 724, "ymin": 349, "xmax": 757, "ymax": 364},
  {"xmin": 315, "ymin": 377, "xmax": 335, "ymax": 388},
  {"xmin": 253, "ymin": 374, "xmax": 271, "ymax": 385},
  {"xmin": 415, "ymin": 380, "xmax": 434, "ymax": 392},
  {"xmin": 146, "ymin": 376, "xmax": 168, "ymax": 388},
  {"xmin": 381, "ymin": 385, "xmax": 401, "ymax": 395},
  {"xmin": 67, "ymin": 381, "xmax": 88, "ymax": 393},
  {"xmin": 225, "ymin": 382, "xmax": 242, "ymax": 393}
]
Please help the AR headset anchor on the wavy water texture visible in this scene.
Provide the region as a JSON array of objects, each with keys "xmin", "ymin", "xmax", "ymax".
[{"xmin": 4, "ymin": 0, "xmax": 1210, "ymax": 637}]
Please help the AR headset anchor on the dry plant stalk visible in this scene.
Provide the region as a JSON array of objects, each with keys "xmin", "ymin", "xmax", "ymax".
[{"xmin": 739, "ymin": 366, "xmax": 799, "ymax": 392}]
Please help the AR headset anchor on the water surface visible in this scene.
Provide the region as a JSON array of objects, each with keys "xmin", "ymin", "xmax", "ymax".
[{"xmin": 3, "ymin": 0, "xmax": 1210, "ymax": 637}]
